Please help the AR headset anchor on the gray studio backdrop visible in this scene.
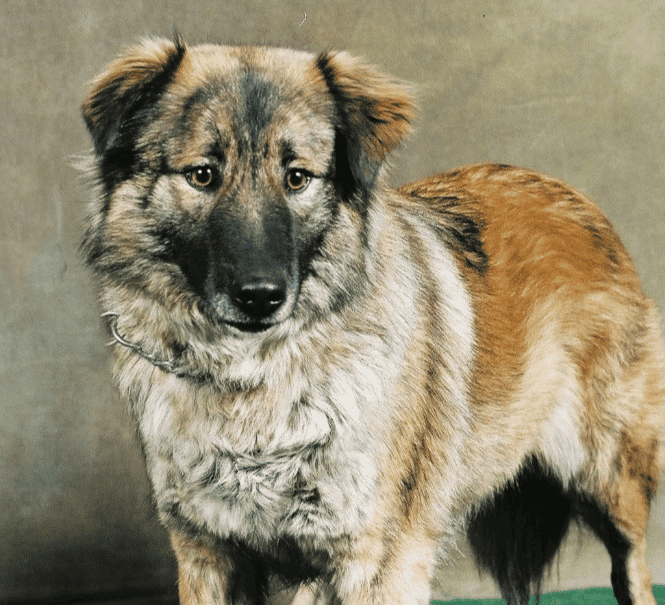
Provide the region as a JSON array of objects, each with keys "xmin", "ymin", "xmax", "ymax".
[{"xmin": 2, "ymin": 1, "xmax": 665, "ymax": 602}]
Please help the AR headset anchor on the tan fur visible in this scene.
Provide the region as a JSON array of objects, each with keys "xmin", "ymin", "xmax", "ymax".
[{"xmin": 82, "ymin": 39, "xmax": 665, "ymax": 605}]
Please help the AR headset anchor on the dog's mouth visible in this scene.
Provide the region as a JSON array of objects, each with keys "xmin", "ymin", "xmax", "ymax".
[{"xmin": 226, "ymin": 320, "xmax": 275, "ymax": 334}]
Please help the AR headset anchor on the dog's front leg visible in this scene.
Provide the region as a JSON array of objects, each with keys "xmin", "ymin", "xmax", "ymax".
[
  {"xmin": 169, "ymin": 529, "xmax": 263, "ymax": 605},
  {"xmin": 333, "ymin": 527, "xmax": 438, "ymax": 605}
]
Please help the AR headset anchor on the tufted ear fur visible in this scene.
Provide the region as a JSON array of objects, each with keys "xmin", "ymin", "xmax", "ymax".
[
  {"xmin": 316, "ymin": 51, "xmax": 416, "ymax": 195},
  {"xmin": 82, "ymin": 37, "xmax": 186, "ymax": 158}
]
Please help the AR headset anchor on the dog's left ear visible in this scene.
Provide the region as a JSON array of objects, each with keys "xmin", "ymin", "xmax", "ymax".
[{"xmin": 317, "ymin": 52, "xmax": 416, "ymax": 194}]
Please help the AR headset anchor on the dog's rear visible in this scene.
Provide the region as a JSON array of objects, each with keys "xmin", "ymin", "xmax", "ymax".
[
  {"xmin": 81, "ymin": 39, "xmax": 665, "ymax": 605},
  {"xmin": 401, "ymin": 164, "xmax": 665, "ymax": 604}
]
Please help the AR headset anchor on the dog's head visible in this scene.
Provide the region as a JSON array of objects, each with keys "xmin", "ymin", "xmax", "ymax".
[{"xmin": 82, "ymin": 38, "xmax": 414, "ymax": 339}]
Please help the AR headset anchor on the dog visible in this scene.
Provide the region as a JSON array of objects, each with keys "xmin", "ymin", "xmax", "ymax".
[{"xmin": 81, "ymin": 37, "xmax": 665, "ymax": 605}]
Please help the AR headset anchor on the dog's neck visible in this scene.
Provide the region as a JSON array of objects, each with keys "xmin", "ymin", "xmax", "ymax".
[{"xmin": 103, "ymin": 312, "xmax": 182, "ymax": 374}]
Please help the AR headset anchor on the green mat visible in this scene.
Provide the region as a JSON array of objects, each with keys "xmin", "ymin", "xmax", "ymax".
[{"xmin": 433, "ymin": 585, "xmax": 665, "ymax": 604}]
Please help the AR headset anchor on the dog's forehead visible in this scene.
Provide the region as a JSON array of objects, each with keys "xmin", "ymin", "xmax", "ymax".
[
  {"xmin": 186, "ymin": 44, "xmax": 317, "ymax": 75},
  {"xmin": 163, "ymin": 45, "xmax": 335, "ymax": 164},
  {"xmin": 174, "ymin": 45, "xmax": 330, "ymax": 115}
]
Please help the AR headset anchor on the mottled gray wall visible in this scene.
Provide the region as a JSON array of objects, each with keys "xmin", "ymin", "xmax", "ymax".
[{"xmin": 1, "ymin": 1, "xmax": 664, "ymax": 602}]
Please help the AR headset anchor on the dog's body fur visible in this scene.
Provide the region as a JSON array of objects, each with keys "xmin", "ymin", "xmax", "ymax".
[{"xmin": 81, "ymin": 38, "xmax": 665, "ymax": 605}]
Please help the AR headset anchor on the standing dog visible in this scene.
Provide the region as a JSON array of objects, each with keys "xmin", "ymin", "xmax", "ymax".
[{"xmin": 81, "ymin": 37, "xmax": 665, "ymax": 605}]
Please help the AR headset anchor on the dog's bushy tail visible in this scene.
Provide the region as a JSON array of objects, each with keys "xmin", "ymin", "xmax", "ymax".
[{"xmin": 466, "ymin": 457, "xmax": 572, "ymax": 605}]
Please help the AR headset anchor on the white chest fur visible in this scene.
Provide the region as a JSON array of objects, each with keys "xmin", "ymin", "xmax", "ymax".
[{"xmin": 122, "ymin": 329, "xmax": 390, "ymax": 550}]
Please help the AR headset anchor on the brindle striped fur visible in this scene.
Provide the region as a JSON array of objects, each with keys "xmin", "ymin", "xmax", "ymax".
[{"xmin": 81, "ymin": 38, "xmax": 665, "ymax": 605}]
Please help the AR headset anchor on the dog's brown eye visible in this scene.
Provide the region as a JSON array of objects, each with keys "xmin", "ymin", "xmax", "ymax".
[
  {"xmin": 187, "ymin": 166, "xmax": 216, "ymax": 189},
  {"xmin": 285, "ymin": 169, "xmax": 310, "ymax": 192}
]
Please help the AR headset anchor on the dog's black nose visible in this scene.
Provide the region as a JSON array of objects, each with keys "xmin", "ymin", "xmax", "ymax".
[{"xmin": 232, "ymin": 279, "xmax": 286, "ymax": 320}]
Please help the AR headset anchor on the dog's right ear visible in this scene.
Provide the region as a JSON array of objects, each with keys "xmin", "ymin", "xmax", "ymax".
[
  {"xmin": 82, "ymin": 37, "xmax": 186, "ymax": 156},
  {"xmin": 316, "ymin": 51, "xmax": 416, "ymax": 195}
]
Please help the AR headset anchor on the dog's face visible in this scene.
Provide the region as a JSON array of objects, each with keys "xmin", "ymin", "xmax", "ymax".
[{"xmin": 82, "ymin": 39, "xmax": 414, "ymax": 341}]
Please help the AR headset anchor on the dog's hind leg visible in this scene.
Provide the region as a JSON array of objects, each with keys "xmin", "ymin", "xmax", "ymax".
[
  {"xmin": 574, "ymin": 309, "xmax": 664, "ymax": 605},
  {"xmin": 575, "ymin": 443, "xmax": 659, "ymax": 605}
]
